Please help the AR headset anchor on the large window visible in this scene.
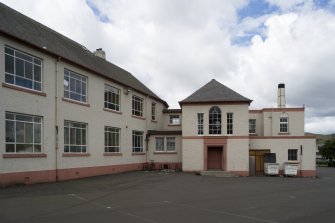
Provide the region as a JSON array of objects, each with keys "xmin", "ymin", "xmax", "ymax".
[
  {"xmin": 280, "ymin": 117, "xmax": 289, "ymax": 133},
  {"xmin": 249, "ymin": 119, "xmax": 256, "ymax": 134},
  {"xmin": 64, "ymin": 69, "xmax": 87, "ymax": 103},
  {"xmin": 155, "ymin": 137, "xmax": 164, "ymax": 151},
  {"xmin": 105, "ymin": 126, "xmax": 120, "ymax": 153},
  {"xmin": 104, "ymin": 85, "xmax": 120, "ymax": 111},
  {"xmin": 5, "ymin": 112, "xmax": 42, "ymax": 153},
  {"xmin": 197, "ymin": 113, "xmax": 204, "ymax": 135},
  {"xmin": 132, "ymin": 95, "xmax": 143, "ymax": 117},
  {"xmin": 166, "ymin": 137, "xmax": 176, "ymax": 151},
  {"xmin": 209, "ymin": 106, "xmax": 221, "ymax": 135},
  {"xmin": 132, "ymin": 130, "xmax": 143, "ymax": 152},
  {"xmin": 64, "ymin": 121, "xmax": 87, "ymax": 153},
  {"xmin": 169, "ymin": 115, "xmax": 180, "ymax": 125},
  {"xmin": 288, "ymin": 149, "xmax": 297, "ymax": 161},
  {"xmin": 5, "ymin": 46, "xmax": 42, "ymax": 91},
  {"xmin": 227, "ymin": 113, "xmax": 233, "ymax": 135},
  {"xmin": 151, "ymin": 102, "xmax": 156, "ymax": 121}
]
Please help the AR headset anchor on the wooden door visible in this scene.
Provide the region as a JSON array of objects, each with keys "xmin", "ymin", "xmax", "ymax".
[
  {"xmin": 207, "ymin": 147, "xmax": 223, "ymax": 170},
  {"xmin": 249, "ymin": 150, "xmax": 270, "ymax": 175}
]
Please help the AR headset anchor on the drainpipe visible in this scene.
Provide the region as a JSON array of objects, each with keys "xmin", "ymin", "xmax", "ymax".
[
  {"xmin": 145, "ymin": 95, "xmax": 149, "ymax": 165},
  {"xmin": 55, "ymin": 57, "xmax": 61, "ymax": 181}
]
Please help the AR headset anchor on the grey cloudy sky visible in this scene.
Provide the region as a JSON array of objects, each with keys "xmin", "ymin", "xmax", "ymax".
[{"xmin": 2, "ymin": 0, "xmax": 335, "ymax": 134}]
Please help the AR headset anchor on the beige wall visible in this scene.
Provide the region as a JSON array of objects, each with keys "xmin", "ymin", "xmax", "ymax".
[
  {"xmin": 250, "ymin": 138, "xmax": 316, "ymax": 170},
  {"xmin": 161, "ymin": 113, "xmax": 182, "ymax": 131},
  {"xmin": 226, "ymin": 139, "xmax": 249, "ymax": 171},
  {"xmin": 147, "ymin": 135, "xmax": 182, "ymax": 163},
  {"xmin": 182, "ymin": 138, "xmax": 204, "ymax": 171},
  {"xmin": 182, "ymin": 104, "xmax": 249, "ymax": 137},
  {"xmin": 248, "ymin": 113, "xmax": 264, "ymax": 136}
]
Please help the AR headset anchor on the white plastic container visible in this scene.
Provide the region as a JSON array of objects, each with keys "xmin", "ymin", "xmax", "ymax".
[
  {"xmin": 284, "ymin": 163, "xmax": 299, "ymax": 176},
  {"xmin": 264, "ymin": 163, "xmax": 279, "ymax": 176}
]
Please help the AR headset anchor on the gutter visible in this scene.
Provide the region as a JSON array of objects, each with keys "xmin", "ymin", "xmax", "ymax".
[{"xmin": 55, "ymin": 56, "xmax": 61, "ymax": 181}]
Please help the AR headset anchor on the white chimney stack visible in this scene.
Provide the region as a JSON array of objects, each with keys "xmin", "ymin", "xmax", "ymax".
[
  {"xmin": 93, "ymin": 48, "xmax": 106, "ymax": 60},
  {"xmin": 277, "ymin": 83, "xmax": 286, "ymax": 108}
]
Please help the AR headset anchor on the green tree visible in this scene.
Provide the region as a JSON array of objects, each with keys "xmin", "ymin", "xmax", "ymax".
[{"xmin": 319, "ymin": 137, "xmax": 335, "ymax": 167}]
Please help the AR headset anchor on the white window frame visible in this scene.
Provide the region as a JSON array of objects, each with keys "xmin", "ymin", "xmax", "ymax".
[
  {"xmin": 197, "ymin": 113, "xmax": 204, "ymax": 135},
  {"xmin": 64, "ymin": 69, "xmax": 88, "ymax": 103},
  {"xmin": 166, "ymin": 137, "xmax": 176, "ymax": 151},
  {"xmin": 169, "ymin": 115, "xmax": 180, "ymax": 125},
  {"xmin": 151, "ymin": 102, "xmax": 156, "ymax": 121},
  {"xmin": 5, "ymin": 46, "xmax": 43, "ymax": 92},
  {"xmin": 105, "ymin": 126, "xmax": 120, "ymax": 153},
  {"xmin": 132, "ymin": 95, "xmax": 144, "ymax": 117},
  {"xmin": 288, "ymin": 149, "xmax": 298, "ymax": 161},
  {"xmin": 155, "ymin": 137, "xmax": 164, "ymax": 151},
  {"xmin": 280, "ymin": 117, "xmax": 289, "ymax": 133},
  {"xmin": 104, "ymin": 84, "xmax": 120, "ymax": 111},
  {"xmin": 64, "ymin": 120, "xmax": 87, "ymax": 153},
  {"xmin": 209, "ymin": 106, "xmax": 221, "ymax": 135},
  {"xmin": 227, "ymin": 113, "xmax": 233, "ymax": 135},
  {"xmin": 249, "ymin": 119, "xmax": 256, "ymax": 134},
  {"xmin": 132, "ymin": 130, "xmax": 144, "ymax": 152},
  {"xmin": 5, "ymin": 112, "xmax": 42, "ymax": 153}
]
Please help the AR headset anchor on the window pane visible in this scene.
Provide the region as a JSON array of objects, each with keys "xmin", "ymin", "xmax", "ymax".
[
  {"xmin": 64, "ymin": 127, "xmax": 69, "ymax": 144},
  {"xmin": 34, "ymin": 145, "xmax": 41, "ymax": 153},
  {"xmin": 76, "ymin": 128, "xmax": 82, "ymax": 145},
  {"xmin": 25, "ymin": 61, "xmax": 33, "ymax": 79},
  {"xmin": 34, "ymin": 58, "xmax": 41, "ymax": 65},
  {"xmin": 6, "ymin": 120, "xmax": 15, "ymax": 142},
  {"xmin": 5, "ymin": 113, "xmax": 15, "ymax": 120},
  {"xmin": 16, "ymin": 144, "xmax": 33, "ymax": 153},
  {"xmin": 5, "ymin": 55, "xmax": 14, "ymax": 74},
  {"xmin": 34, "ymin": 65, "xmax": 41, "ymax": 81},
  {"xmin": 6, "ymin": 144, "xmax": 15, "ymax": 153},
  {"xmin": 5, "ymin": 47, "xmax": 14, "ymax": 55},
  {"xmin": 5, "ymin": 73, "xmax": 14, "ymax": 84},
  {"xmin": 16, "ymin": 114, "xmax": 33, "ymax": 122},
  {"xmin": 34, "ymin": 123, "xmax": 41, "ymax": 143},
  {"xmin": 16, "ymin": 51, "xmax": 33, "ymax": 62},
  {"xmin": 15, "ymin": 58, "xmax": 24, "ymax": 77},
  {"xmin": 24, "ymin": 123, "xmax": 34, "ymax": 143},
  {"xmin": 16, "ymin": 122, "xmax": 24, "ymax": 143},
  {"xmin": 82, "ymin": 129, "xmax": 86, "ymax": 145},
  {"xmin": 70, "ymin": 128, "xmax": 76, "ymax": 144}
]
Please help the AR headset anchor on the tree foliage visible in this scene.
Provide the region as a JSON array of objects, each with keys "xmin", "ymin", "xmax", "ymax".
[{"xmin": 319, "ymin": 137, "xmax": 335, "ymax": 166}]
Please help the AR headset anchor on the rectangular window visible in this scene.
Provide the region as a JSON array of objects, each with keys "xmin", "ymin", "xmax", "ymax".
[
  {"xmin": 288, "ymin": 149, "xmax": 298, "ymax": 161},
  {"xmin": 104, "ymin": 126, "xmax": 120, "ymax": 153},
  {"xmin": 280, "ymin": 117, "xmax": 288, "ymax": 133},
  {"xmin": 227, "ymin": 113, "xmax": 233, "ymax": 135},
  {"xmin": 132, "ymin": 95, "xmax": 143, "ymax": 117},
  {"xmin": 249, "ymin": 119, "xmax": 256, "ymax": 134},
  {"xmin": 197, "ymin": 113, "xmax": 204, "ymax": 135},
  {"xmin": 64, "ymin": 69, "xmax": 87, "ymax": 103},
  {"xmin": 64, "ymin": 120, "xmax": 87, "ymax": 153},
  {"xmin": 166, "ymin": 137, "xmax": 176, "ymax": 151},
  {"xmin": 132, "ymin": 130, "xmax": 143, "ymax": 152},
  {"xmin": 151, "ymin": 102, "xmax": 156, "ymax": 121},
  {"xmin": 5, "ymin": 46, "xmax": 42, "ymax": 91},
  {"xmin": 155, "ymin": 137, "xmax": 164, "ymax": 151},
  {"xmin": 5, "ymin": 112, "xmax": 42, "ymax": 153},
  {"xmin": 169, "ymin": 115, "xmax": 180, "ymax": 125},
  {"xmin": 104, "ymin": 85, "xmax": 120, "ymax": 111}
]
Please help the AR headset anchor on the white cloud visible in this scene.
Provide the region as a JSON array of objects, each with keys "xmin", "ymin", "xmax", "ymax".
[{"xmin": 1, "ymin": 0, "xmax": 335, "ymax": 134}]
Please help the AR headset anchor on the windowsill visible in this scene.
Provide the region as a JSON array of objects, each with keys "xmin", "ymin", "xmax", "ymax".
[
  {"xmin": 62, "ymin": 153, "xmax": 90, "ymax": 157},
  {"xmin": 62, "ymin": 97, "xmax": 90, "ymax": 107},
  {"xmin": 2, "ymin": 82, "xmax": 47, "ymax": 97},
  {"xmin": 103, "ymin": 108, "xmax": 122, "ymax": 115},
  {"xmin": 285, "ymin": 161, "xmax": 300, "ymax": 164},
  {"xmin": 151, "ymin": 120, "xmax": 158, "ymax": 123},
  {"xmin": 249, "ymin": 133, "xmax": 257, "ymax": 136},
  {"xmin": 154, "ymin": 151, "xmax": 177, "ymax": 154},
  {"xmin": 131, "ymin": 115, "xmax": 145, "ymax": 120},
  {"xmin": 3, "ymin": 153, "xmax": 47, "ymax": 158},
  {"xmin": 132, "ymin": 152, "xmax": 146, "ymax": 155},
  {"xmin": 104, "ymin": 152, "xmax": 123, "ymax": 156},
  {"xmin": 278, "ymin": 132, "xmax": 290, "ymax": 135},
  {"xmin": 168, "ymin": 124, "xmax": 181, "ymax": 126}
]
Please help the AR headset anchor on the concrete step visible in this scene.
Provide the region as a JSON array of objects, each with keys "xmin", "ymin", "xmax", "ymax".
[{"xmin": 200, "ymin": 171, "xmax": 235, "ymax": 177}]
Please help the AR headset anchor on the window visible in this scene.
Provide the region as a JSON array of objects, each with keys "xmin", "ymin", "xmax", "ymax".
[
  {"xmin": 64, "ymin": 121, "xmax": 87, "ymax": 153},
  {"xmin": 5, "ymin": 46, "xmax": 42, "ymax": 91},
  {"xmin": 227, "ymin": 113, "xmax": 233, "ymax": 135},
  {"xmin": 197, "ymin": 113, "xmax": 204, "ymax": 135},
  {"xmin": 104, "ymin": 85, "xmax": 120, "ymax": 111},
  {"xmin": 155, "ymin": 137, "xmax": 164, "ymax": 151},
  {"xmin": 209, "ymin": 106, "xmax": 221, "ymax": 135},
  {"xmin": 151, "ymin": 102, "xmax": 156, "ymax": 121},
  {"xmin": 249, "ymin": 119, "xmax": 256, "ymax": 134},
  {"xmin": 105, "ymin": 126, "xmax": 120, "ymax": 153},
  {"xmin": 288, "ymin": 149, "xmax": 298, "ymax": 161},
  {"xmin": 132, "ymin": 130, "xmax": 143, "ymax": 152},
  {"xmin": 132, "ymin": 95, "xmax": 143, "ymax": 117},
  {"xmin": 64, "ymin": 69, "xmax": 87, "ymax": 103},
  {"xmin": 280, "ymin": 117, "xmax": 288, "ymax": 133},
  {"xmin": 169, "ymin": 115, "xmax": 180, "ymax": 125},
  {"xmin": 5, "ymin": 112, "xmax": 42, "ymax": 153},
  {"xmin": 166, "ymin": 137, "xmax": 176, "ymax": 151}
]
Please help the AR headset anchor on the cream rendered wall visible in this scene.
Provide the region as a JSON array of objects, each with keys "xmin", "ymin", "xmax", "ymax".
[
  {"xmin": 263, "ymin": 111, "xmax": 304, "ymax": 136},
  {"xmin": 250, "ymin": 138, "xmax": 316, "ymax": 170},
  {"xmin": 147, "ymin": 135, "xmax": 182, "ymax": 163},
  {"xmin": 182, "ymin": 139, "xmax": 204, "ymax": 171},
  {"xmin": 226, "ymin": 139, "xmax": 249, "ymax": 171},
  {"xmin": 161, "ymin": 113, "xmax": 182, "ymax": 131},
  {"xmin": 182, "ymin": 104, "xmax": 249, "ymax": 136},
  {"xmin": 248, "ymin": 113, "xmax": 264, "ymax": 136},
  {"xmin": 0, "ymin": 37, "xmax": 57, "ymax": 173}
]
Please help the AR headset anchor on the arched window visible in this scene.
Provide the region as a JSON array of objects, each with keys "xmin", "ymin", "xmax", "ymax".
[{"xmin": 209, "ymin": 106, "xmax": 221, "ymax": 135}]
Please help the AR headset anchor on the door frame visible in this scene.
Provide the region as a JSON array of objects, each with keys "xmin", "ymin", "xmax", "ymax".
[
  {"xmin": 204, "ymin": 137, "xmax": 227, "ymax": 171},
  {"xmin": 207, "ymin": 146, "xmax": 224, "ymax": 170}
]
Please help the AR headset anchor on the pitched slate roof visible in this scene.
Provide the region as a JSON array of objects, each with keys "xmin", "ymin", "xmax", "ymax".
[
  {"xmin": 0, "ymin": 3, "xmax": 168, "ymax": 107},
  {"xmin": 179, "ymin": 79, "xmax": 252, "ymax": 105}
]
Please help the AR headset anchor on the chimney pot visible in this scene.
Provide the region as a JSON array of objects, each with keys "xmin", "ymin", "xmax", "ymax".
[
  {"xmin": 277, "ymin": 83, "xmax": 286, "ymax": 108},
  {"xmin": 94, "ymin": 48, "xmax": 106, "ymax": 60}
]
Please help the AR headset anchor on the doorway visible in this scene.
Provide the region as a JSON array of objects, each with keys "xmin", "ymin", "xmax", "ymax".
[
  {"xmin": 207, "ymin": 147, "xmax": 223, "ymax": 170},
  {"xmin": 249, "ymin": 150, "xmax": 270, "ymax": 176}
]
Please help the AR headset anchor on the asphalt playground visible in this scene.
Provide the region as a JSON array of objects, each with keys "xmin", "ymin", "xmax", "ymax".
[{"xmin": 1, "ymin": 167, "xmax": 335, "ymax": 223}]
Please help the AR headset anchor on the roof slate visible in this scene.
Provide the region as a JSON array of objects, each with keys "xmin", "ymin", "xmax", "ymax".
[
  {"xmin": 0, "ymin": 3, "xmax": 168, "ymax": 107},
  {"xmin": 179, "ymin": 79, "xmax": 252, "ymax": 105}
]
